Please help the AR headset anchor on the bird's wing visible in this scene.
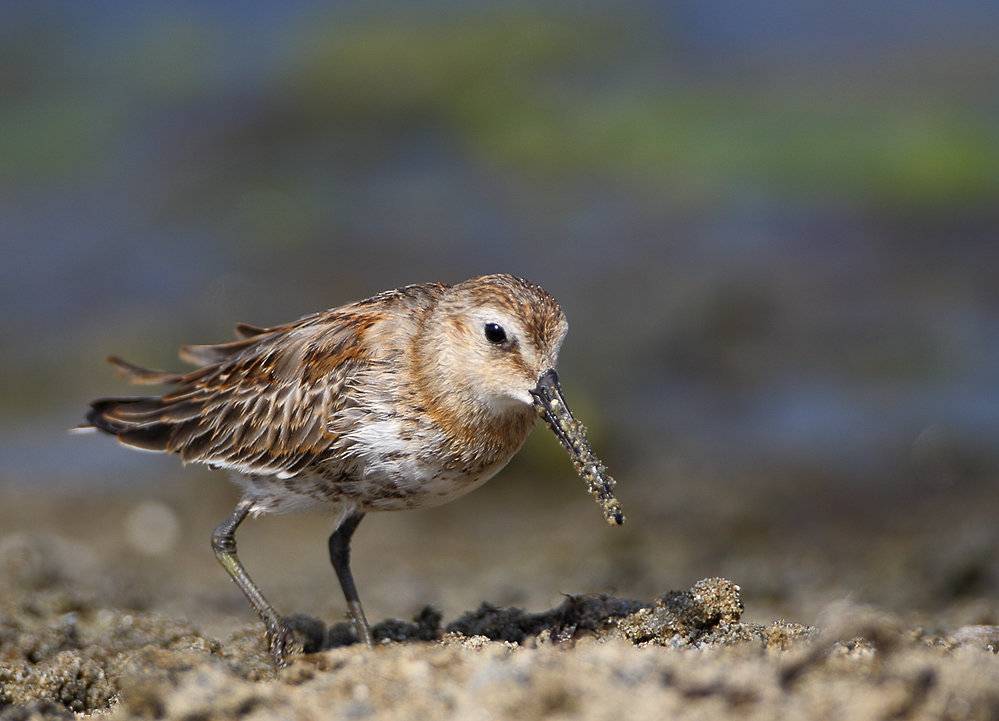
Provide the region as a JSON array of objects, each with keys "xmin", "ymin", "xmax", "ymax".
[{"xmin": 87, "ymin": 307, "xmax": 386, "ymax": 478}]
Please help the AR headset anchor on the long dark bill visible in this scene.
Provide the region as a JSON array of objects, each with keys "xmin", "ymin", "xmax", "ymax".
[{"xmin": 530, "ymin": 369, "xmax": 624, "ymax": 526}]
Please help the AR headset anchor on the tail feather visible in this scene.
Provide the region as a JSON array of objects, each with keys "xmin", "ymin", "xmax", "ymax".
[
  {"xmin": 86, "ymin": 397, "xmax": 177, "ymax": 452},
  {"xmin": 86, "ymin": 354, "xmax": 212, "ymax": 454},
  {"xmin": 112, "ymin": 423, "xmax": 176, "ymax": 452}
]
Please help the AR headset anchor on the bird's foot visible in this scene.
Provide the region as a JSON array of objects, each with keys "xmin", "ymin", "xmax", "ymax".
[{"xmin": 267, "ymin": 614, "xmax": 327, "ymax": 666}]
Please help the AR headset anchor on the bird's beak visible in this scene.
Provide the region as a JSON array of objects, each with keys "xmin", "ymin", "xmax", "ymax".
[{"xmin": 530, "ymin": 369, "xmax": 624, "ymax": 525}]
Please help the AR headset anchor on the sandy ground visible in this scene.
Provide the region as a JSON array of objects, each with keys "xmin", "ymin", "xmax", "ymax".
[{"xmin": 2, "ymin": 460, "xmax": 999, "ymax": 720}]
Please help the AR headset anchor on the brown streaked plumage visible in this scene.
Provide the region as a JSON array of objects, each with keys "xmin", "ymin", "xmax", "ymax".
[{"xmin": 84, "ymin": 273, "xmax": 623, "ymax": 665}]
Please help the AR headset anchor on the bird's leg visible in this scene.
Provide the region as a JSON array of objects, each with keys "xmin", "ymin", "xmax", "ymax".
[
  {"xmin": 212, "ymin": 499, "xmax": 300, "ymax": 666},
  {"xmin": 328, "ymin": 512, "xmax": 374, "ymax": 646}
]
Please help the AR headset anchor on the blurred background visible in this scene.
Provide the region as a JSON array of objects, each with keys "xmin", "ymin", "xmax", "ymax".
[{"xmin": 1, "ymin": 0, "xmax": 998, "ymax": 634}]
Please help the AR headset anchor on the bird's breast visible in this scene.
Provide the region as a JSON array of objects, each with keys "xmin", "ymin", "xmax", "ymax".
[{"xmin": 324, "ymin": 401, "xmax": 536, "ymax": 511}]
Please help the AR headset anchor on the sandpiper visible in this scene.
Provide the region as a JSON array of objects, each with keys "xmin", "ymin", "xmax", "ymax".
[{"xmin": 84, "ymin": 274, "xmax": 623, "ymax": 664}]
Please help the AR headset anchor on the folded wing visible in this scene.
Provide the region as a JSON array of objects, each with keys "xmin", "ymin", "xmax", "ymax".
[{"xmin": 86, "ymin": 310, "xmax": 378, "ymax": 478}]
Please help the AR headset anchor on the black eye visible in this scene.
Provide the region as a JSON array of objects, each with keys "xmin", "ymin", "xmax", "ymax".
[{"xmin": 484, "ymin": 322, "xmax": 507, "ymax": 344}]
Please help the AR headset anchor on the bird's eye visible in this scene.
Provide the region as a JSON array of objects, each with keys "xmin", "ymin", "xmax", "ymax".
[{"xmin": 484, "ymin": 322, "xmax": 507, "ymax": 344}]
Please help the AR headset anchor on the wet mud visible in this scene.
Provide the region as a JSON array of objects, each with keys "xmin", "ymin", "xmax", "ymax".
[
  {"xmin": 3, "ymin": 475, "xmax": 999, "ymax": 720},
  {"xmin": 3, "ymin": 556, "xmax": 999, "ymax": 721}
]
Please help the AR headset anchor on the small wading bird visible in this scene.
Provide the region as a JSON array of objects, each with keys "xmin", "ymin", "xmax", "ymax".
[{"xmin": 83, "ymin": 274, "xmax": 623, "ymax": 665}]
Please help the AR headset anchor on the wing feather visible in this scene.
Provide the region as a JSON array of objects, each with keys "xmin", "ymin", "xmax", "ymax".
[
  {"xmin": 86, "ymin": 282, "xmax": 447, "ymax": 482},
  {"xmin": 108, "ymin": 356, "xmax": 187, "ymax": 386},
  {"xmin": 88, "ymin": 308, "xmax": 382, "ymax": 476},
  {"xmin": 235, "ymin": 322, "xmax": 270, "ymax": 339}
]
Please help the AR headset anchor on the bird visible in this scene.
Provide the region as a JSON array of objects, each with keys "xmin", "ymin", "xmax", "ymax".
[{"xmin": 83, "ymin": 273, "xmax": 623, "ymax": 665}]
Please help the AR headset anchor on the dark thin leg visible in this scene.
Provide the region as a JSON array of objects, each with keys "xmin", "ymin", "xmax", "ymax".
[
  {"xmin": 212, "ymin": 499, "xmax": 298, "ymax": 665},
  {"xmin": 328, "ymin": 512, "xmax": 374, "ymax": 647}
]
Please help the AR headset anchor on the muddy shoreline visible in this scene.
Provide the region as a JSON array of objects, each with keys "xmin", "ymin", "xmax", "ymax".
[
  {"xmin": 2, "ymin": 472, "xmax": 999, "ymax": 719},
  {"xmin": 3, "ymin": 566, "xmax": 999, "ymax": 720}
]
